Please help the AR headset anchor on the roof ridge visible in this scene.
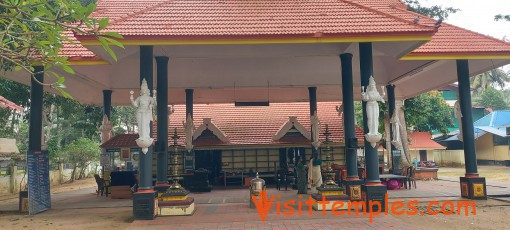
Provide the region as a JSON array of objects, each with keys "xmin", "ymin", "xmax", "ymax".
[
  {"xmin": 341, "ymin": 0, "xmax": 436, "ymax": 32},
  {"xmin": 108, "ymin": 0, "xmax": 174, "ymax": 25}
]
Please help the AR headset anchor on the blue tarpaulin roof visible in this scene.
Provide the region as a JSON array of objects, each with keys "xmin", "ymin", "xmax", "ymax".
[{"xmin": 444, "ymin": 110, "xmax": 510, "ymax": 141}]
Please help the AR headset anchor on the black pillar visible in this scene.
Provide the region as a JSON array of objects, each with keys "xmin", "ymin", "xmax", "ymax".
[
  {"xmin": 308, "ymin": 87, "xmax": 317, "ymax": 159},
  {"xmin": 456, "ymin": 60, "xmax": 478, "ymax": 176},
  {"xmin": 340, "ymin": 53, "xmax": 358, "ymax": 179},
  {"xmin": 359, "ymin": 42, "xmax": 386, "ymax": 211},
  {"xmin": 102, "ymin": 90, "xmax": 112, "ymax": 120},
  {"xmin": 386, "ymin": 84, "xmax": 397, "ymax": 173},
  {"xmin": 359, "ymin": 43, "xmax": 380, "ymax": 184},
  {"xmin": 185, "ymin": 89, "xmax": 194, "ymax": 119},
  {"xmin": 155, "ymin": 56, "xmax": 169, "ymax": 185},
  {"xmin": 457, "ymin": 60, "xmax": 487, "ymax": 200},
  {"xmin": 138, "ymin": 46, "xmax": 154, "ymax": 190},
  {"xmin": 28, "ymin": 66, "xmax": 44, "ymax": 151}
]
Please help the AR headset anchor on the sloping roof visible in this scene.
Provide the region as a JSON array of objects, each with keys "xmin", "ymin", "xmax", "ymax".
[
  {"xmin": 0, "ymin": 96, "xmax": 23, "ymax": 111},
  {"xmin": 408, "ymin": 132, "xmax": 445, "ymax": 150},
  {"xmin": 474, "ymin": 111, "xmax": 510, "ymax": 127},
  {"xmin": 87, "ymin": 0, "xmax": 435, "ymax": 38},
  {"xmin": 100, "ymin": 133, "xmax": 139, "ymax": 148},
  {"xmin": 356, "ymin": 0, "xmax": 510, "ymax": 58},
  {"xmin": 156, "ymin": 101, "xmax": 364, "ymax": 147},
  {"xmin": 472, "ymin": 110, "xmax": 510, "ymax": 138}
]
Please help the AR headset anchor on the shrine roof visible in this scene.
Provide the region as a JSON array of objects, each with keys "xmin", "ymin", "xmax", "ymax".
[
  {"xmin": 79, "ymin": 0, "xmax": 435, "ymax": 43},
  {"xmin": 408, "ymin": 132, "xmax": 445, "ymax": 150},
  {"xmin": 155, "ymin": 101, "xmax": 365, "ymax": 147},
  {"xmin": 100, "ymin": 133, "xmax": 139, "ymax": 148},
  {"xmin": 0, "ymin": 96, "xmax": 23, "ymax": 111}
]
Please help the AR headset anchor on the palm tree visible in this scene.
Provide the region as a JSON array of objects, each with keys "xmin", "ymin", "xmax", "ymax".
[{"xmin": 470, "ymin": 68, "xmax": 510, "ymax": 95}]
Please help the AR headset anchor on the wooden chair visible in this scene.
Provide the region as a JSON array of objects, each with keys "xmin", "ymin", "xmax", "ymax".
[{"xmin": 406, "ymin": 166, "xmax": 417, "ymax": 189}]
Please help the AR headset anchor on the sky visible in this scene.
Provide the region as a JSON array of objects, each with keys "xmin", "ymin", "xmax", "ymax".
[
  {"xmin": 421, "ymin": 0, "xmax": 510, "ymax": 41},
  {"xmin": 420, "ymin": 0, "xmax": 510, "ymax": 72}
]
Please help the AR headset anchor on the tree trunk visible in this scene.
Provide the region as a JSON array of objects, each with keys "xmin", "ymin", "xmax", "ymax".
[
  {"xmin": 397, "ymin": 104, "xmax": 412, "ymax": 166},
  {"xmin": 70, "ymin": 163, "xmax": 77, "ymax": 183}
]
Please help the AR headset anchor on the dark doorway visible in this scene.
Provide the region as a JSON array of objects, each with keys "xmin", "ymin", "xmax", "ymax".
[
  {"xmin": 194, "ymin": 150, "xmax": 222, "ymax": 184},
  {"xmin": 419, "ymin": 150, "xmax": 427, "ymax": 162}
]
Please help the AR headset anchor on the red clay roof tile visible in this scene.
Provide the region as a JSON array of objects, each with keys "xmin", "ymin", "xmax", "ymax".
[
  {"xmin": 90, "ymin": 0, "xmax": 434, "ymax": 37},
  {"xmin": 354, "ymin": 0, "xmax": 510, "ymax": 56}
]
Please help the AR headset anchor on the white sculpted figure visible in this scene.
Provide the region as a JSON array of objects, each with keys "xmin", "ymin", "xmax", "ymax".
[
  {"xmin": 99, "ymin": 115, "xmax": 113, "ymax": 143},
  {"xmin": 390, "ymin": 108, "xmax": 402, "ymax": 149},
  {"xmin": 454, "ymin": 100, "xmax": 463, "ymax": 142},
  {"xmin": 362, "ymin": 76, "xmax": 385, "ymax": 147},
  {"xmin": 130, "ymin": 78, "xmax": 156, "ymax": 154},
  {"xmin": 311, "ymin": 111, "xmax": 321, "ymax": 150},
  {"xmin": 183, "ymin": 113, "xmax": 194, "ymax": 151}
]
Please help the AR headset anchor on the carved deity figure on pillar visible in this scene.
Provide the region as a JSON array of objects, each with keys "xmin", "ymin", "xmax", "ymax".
[
  {"xmin": 183, "ymin": 113, "xmax": 194, "ymax": 151},
  {"xmin": 361, "ymin": 76, "xmax": 385, "ymax": 147},
  {"xmin": 311, "ymin": 111, "xmax": 321, "ymax": 150},
  {"xmin": 390, "ymin": 107, "xmax": 402, "ymax": 149},
  {"xmin": 454, "ymin": 100, "xmax": 463, "ymax": 142},
  {"xmin": 130, "ymin": 78, "xmax": 157, "ymax": 154},
  {"xmin": 99, "ymin": 115, "xmax": 113, "ymax": 143}
]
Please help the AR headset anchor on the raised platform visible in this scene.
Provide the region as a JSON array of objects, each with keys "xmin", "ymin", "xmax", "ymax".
[
  {"xmin": 415, "ymin": 167, "xmax": 438, "ymax": 180},
  {"xmin": 158, "ymin": 197, "xmax": 196, "ymax": 216}
]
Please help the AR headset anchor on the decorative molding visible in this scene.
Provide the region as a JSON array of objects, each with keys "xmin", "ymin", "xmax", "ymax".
[
  {"xmin": 273, "ymin": 116, "xmax": 311, "ymax": 141},
  {"xmin": 193, "ymin": 118, "xmax": 229, "ymax": 143}
]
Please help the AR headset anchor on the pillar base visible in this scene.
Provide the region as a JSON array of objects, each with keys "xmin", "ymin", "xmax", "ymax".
[
  {"xmin": 133, "ymin": 191, "xmax": 158, "ymax": 220},
  {"xmin": 343, "ymin": 179, "xmax": 364, "ymax": 201},
  {"xmin": 361, "ymin": 184, "xmax": 387, "ymax": 212},
  {"xmin": 460, "ymin": 176, "xmax": 487, "ymax": 200},
  {"xmin": 154, "ymin": 184, "xmax": 170, "ymax": 197}
]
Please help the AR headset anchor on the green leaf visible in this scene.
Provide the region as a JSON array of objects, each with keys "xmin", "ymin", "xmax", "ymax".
[
  {"xmin": 100, "ymin": 36, "xmax": 124, "ymax": 49},
  {"xmin": 98, "ymin": 37, "xmax": 118, "ymax": 62},
  {"xmin": 60, "ymin": 65, "xmax": 75, "ymax": 74},
  {"xmin": 103, "ymin": 32, "xmax": 123, "ymax": 39},
  {"xmin": 56, "ymin": 87, "xmax": 73, "ymax": 99}
]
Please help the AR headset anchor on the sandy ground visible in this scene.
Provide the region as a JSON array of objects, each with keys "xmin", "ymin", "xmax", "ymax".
[
  {"xmin": 0, "ymin": 178, "xmax": 132, "ymax": 230},
  {"xmin": 438, "ymin": 166, "xmax": 510, "ymax": 182},
  {"xmin": 393, "ymin": 199, "xmax": 510, "ymax": 230},
  {"xmin": 0, "ymin": 167, "xmax": 509, "ymax": 229}
]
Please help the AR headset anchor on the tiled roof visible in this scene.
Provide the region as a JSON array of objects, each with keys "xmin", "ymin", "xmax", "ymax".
[
  {"xmin": 60, "ymin": 31, "xmax": 99, "ymax": 60},
  {"xmin": 0, "ymin": 96, "xmax": 23, "ymax": 111},
  {"xmin": 355, "ymin": 0, "xmax": 510, "ymax": 56},
  {"xmin": 157, "ymin": 102, "xmax": 365, "ymax": 147},
  {"xmin": 100, "ymin": 133, "xmax": 139, "ymax": 148},
  {"xmin": 408, "ymin": 132, "xmax": 445, "ymax": 150},
  {"xmin": 89, "ymin": 0, "xmax": 434, "ymax": 37}
]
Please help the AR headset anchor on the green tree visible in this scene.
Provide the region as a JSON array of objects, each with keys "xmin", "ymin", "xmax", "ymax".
[
  {"xmin": 404, "ymin": 0, "xmax": 459, "ymax": 19},
  {"xmin": 0, "ymin": 0, "xmax": 122, "ymax": 95},
  {"xmin": 495, "ymin": 14, "xmax": 510, "ymax": 21},
  {"xmin": 470, "ymin": 68, "xmax": 510, "ymax": 95},
  {"xmin": 62, "ymin": 138, "xmax": 99, "ymax": 182},
  {"xmin": 474, "ymin": 88, "xmax": 509, "ymax": 110},
  {"xmin": 403, "ymin": 91, "xmax": 453, "ymax": 134}
]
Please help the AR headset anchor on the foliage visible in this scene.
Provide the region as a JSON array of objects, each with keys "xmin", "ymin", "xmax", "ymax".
[
  {"xmin": 0, "ymin": 0, "xmax": 122, "ymax": 95},
  {"xmin": 402, "ymin": 91, "xmax": 453, "ymax": 134},
  {"xmin": 470, "ymin": 68, "xmax": 510, "ymax": 95},
  {"xmin": 404, "ymin": 0, "xmax": 459, "ymax": 19},
  {"xmin": 473, "ymin": 88, "xmax": 509, "ymax": 110},
  {"xmin": 61, "ymin": 137, "xmax": 99, "ymax": 181},
  {"xmin": 495, "ymin": 14, "xmax": 510, "ymax": 22}
]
